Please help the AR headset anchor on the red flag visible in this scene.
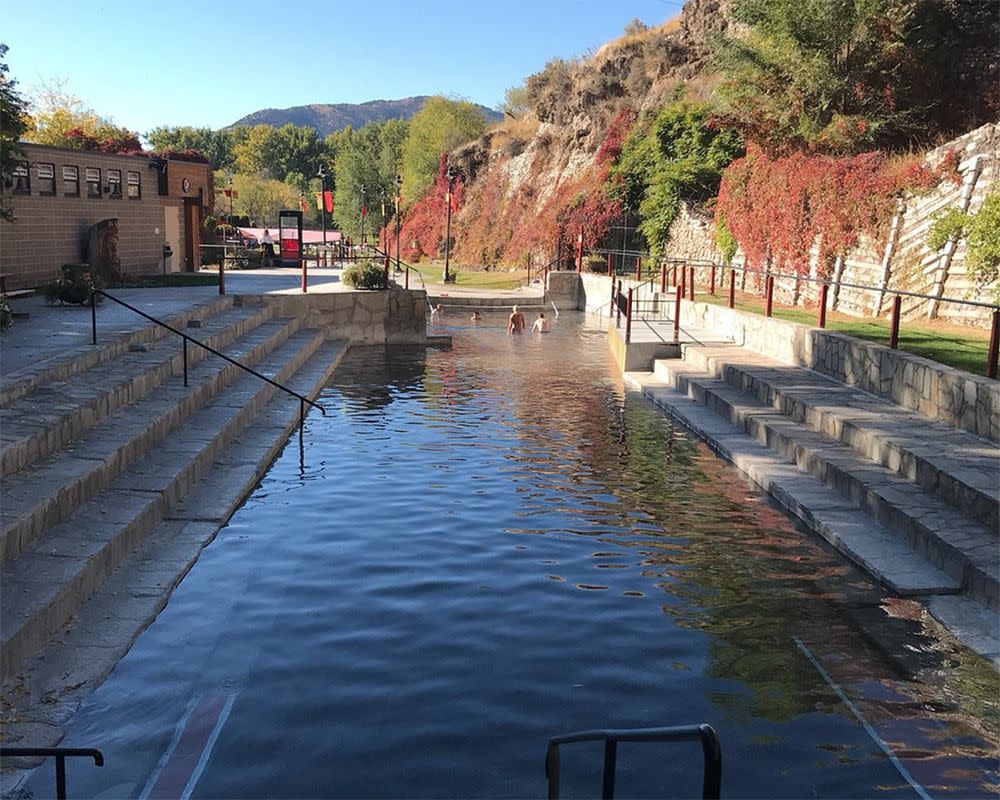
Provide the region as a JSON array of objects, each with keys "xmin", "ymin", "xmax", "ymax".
[
  {"xmin": 323, "ymin": 190, "xmax": 334, "ymax": 213},
  {"xmin": 299, "ymin": 197, "xmax": 309, "ymax": 212},
  {"xmin": 361, "ymin": 205, "xmax": 368, "ymax": 218},
  {"xmin": 223, "ymin": 188, "xmax": 232, "ymax": 198}
]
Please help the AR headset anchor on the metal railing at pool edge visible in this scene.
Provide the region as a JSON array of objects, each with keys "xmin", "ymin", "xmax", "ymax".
[
  {"xmin": 0, "ymin": 747, "xmax": 104, "ymax": 800},
  {"xmin": 369, "ymin": 245, "xmax": 427, "ymax": 291},
  {"xmin": 89, "ymin": 290, "xmax": 326, "ymax": 438},
  {"xmin": 545, "ymin": 725, "xmax": 722, "ymax": 800},
  {"xmin": 602, "ymin": 257, "xmax": 1000, "ymax": 378}
]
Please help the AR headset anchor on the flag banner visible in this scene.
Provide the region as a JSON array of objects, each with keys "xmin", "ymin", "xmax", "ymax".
[
  {"xmin": 361, "ymin": 205, "xmax": 368, "ymax": 218},
  {"xmin": 223, "ymin": 188, "xmax": 232, "ymax": 198},
  {"xmin": 315, "ymin": 192, "xmax": 324, "ymax": 211},
  {"xmin": 323, "ymin": 190, "xmax": 334, "ymax": 213},
  {"xmin": 299, "ymin": 197, "xmax": 309, "ymax": 212}
]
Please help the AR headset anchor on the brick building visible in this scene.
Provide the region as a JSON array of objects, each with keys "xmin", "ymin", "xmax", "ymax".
[{"xmin": 0, "ymin": 144, "xmax": 214, "ymax": 289}]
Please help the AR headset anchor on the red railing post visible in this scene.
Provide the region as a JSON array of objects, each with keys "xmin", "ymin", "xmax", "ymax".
[
  {"xmin": 301, "ymin": 257, "xmax": 308, "ymax": 293},
  {"xmin": 576, "ymin": 228, "xmax": 583, "ymax": 273},
  {"xmin": 680, "ymin": 264, "xmax": 686, "ymax": 297},
  {"xmin": 674, "ymin": 284, "xmax": 682, "ymax": 341},
  {"xmin": 988, "ymin": 309, "xmax": 999, "ymax": 379},
  {"xmin": 635, "ymin": 255, "xmax": 642, "ymax": 281},
  {"xmin": 607, "ymin": 253, "xmax": 613, "ymax": 276},
  {"xmin": 889, "ymin": 294, "xmax": 902, "ymax": 348},
  {"xmin": 660, "ymin": 263, "xmax": 667, "ymax": 294},
  {"xmin": 765, "ymin": 275, "xmax": 774, "ymax": 317},
  {"xmin": 728, "ymin": 269, "xmax": 735, "ymax": 308},
  {"xmin": 405, "ymin": 266, "xmax": 409, "ymax": 290},
  {"xmin": 616, "ymin": 282, "xmax": 623, "ymax": 327},
  {"xmin": 626, "ymin": 287, "xmax": 633, "ymax": 343},
  {"xmin": 688, "ymin": 266, "xmax": 695, "ymax": 301},
  {"xmin": 710, "ymin": 264, "xmax": 716, "ymax": 295},
  {"xmin": 818, "ymin": 283, "xmax": 829, "ymax": 328},
  {"xmin": 672, "ymin": 265, "xmax": 677, "ymax": 286},
  {"xmin": 610, "ymin": 276, "xmax": 616, "ymax": 317},
  {"xmin": 218, "ymin": 259, "xmax": 225, "ymax": 295},
  {"xmin": 383, "ymin": 252, "xmax": 390, "ymax": 288}
]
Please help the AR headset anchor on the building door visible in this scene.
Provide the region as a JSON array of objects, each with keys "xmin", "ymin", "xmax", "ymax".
[
  {"xmin": 183, "ymin": 198, "xmax": 199, "ymax": 272},
  {"xmin": 164, "ymin": 205, "xmax": 182, "ymax": 274}
]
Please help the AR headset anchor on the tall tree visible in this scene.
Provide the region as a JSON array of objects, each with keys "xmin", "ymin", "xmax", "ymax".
[
  {"xmin": 21, "ymin": 78, "xmax": 138, "ymax": 149},
  {"xmin": 712, "ymin": 0, "xmax": 998, "ymax": 154},
  {"xmin": 400, "ymin": 96, "xmax": 488, "ymax": 204},
  {"xmin": 0, "ymin": 43, "xmax": 28, "ymax": 223},
  {"xmin": 233, "ymin": 123, "xmax": 327, "ymax": 182},
  {"xmin": 146, "ymin": 125, "xmax": 237, "ymax": 169},
  {"xmin": 332, "ymin": 120, "xmax": 407, "ymax": 241}
]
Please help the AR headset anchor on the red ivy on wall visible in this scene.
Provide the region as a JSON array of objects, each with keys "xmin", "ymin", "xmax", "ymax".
[
  {"xmin": 395, "ymin": 153, "xmax": 465, "ymax": 261},
  {"xmin": 715, "ymin": 143, "xmax": 960, "ymax": 273}
]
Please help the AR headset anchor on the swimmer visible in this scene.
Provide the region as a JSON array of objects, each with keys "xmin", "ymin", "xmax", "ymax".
[
  {"xmin": 507, "ymin": 305, "xmax": 526, "ymax": 335},
  {"xmin": 532, "ymin": 311, "xmax": 550, "ymax": 333},
  {"xmin": 471, "ymin": 310, "xmax": 482, "ymax": 323},
  {"xmin": 430, "ymin": 303, "xmax": 444, "ymax": 319}
]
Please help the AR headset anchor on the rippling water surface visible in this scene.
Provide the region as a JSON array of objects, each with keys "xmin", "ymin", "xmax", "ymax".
[{"xmin": 35, "ymin": 312, "xmax": 999, "ymax": 799}]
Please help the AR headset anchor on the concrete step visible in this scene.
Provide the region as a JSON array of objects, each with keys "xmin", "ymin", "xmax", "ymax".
[
  {"xmin": 632, "ymin": 374, "xmax": 962, "ymax": 598},
  {"xmin": 0, "ymin": 329, "xmax": 336, "ymax": 678},
  {"xmin": 0, "ymin": 303, "xmax": 273, "ymax": 477},
  {"xmin": 654, "ymin": 359, "xmax": 998, "ymax": 609},
  {"xmin": 0, "ymin": 296, "xmax": 236, "ymax": 407},
  {"xmin": 669, "ymin": 345, "xmax": 1000, "ymax": 531},
  {"xmin": 0, "ymin": 317, "xmax": 302, "ymax": 567}
]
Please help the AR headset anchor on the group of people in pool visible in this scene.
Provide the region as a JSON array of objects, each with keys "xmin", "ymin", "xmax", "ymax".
[{"xmin": 430, "ymin": 304, "xmax": 551, "ymax": 334}]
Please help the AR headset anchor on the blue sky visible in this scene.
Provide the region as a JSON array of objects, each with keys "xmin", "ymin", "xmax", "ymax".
[{"xmin": 5, "ymin": 0, "xmax": 686, "ymax": 134}]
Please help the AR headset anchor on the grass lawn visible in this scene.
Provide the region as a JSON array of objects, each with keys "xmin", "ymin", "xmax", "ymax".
[
  {"xmin": 696, "ymin": 291, "xmax": 993, "ymax": 377},
  {"xmin": 109, "ymin": 273, "xmax": 220, "ymax": 289},
  {"xmin": 412, "ymin": 261, "xmax": 529, "ymax": 290}
]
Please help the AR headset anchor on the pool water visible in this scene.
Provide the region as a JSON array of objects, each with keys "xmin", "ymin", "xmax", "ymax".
[{"xmin": 30, "ymin": 313, "xmax": 999, "ymax": 798}]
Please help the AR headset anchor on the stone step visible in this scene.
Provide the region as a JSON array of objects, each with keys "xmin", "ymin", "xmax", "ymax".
[
  {"xmin": 0, "ymin": 303, "xmax": 273, "ymax": 477},
  {"xmin": 630, "ymin": 374, "xmax": 962, "ymax": 600},
  {"xmin": 0, "ymin": 296, "xmax": 237, "ymax": 407},
  {"xmin": 0, "ymin": 329, "xmax": 335, "ymax": 678},
  {"xmin": 654, "ymin": 359, "xmax": 998, "ymax": 610},
  {"xmin": 667, "ymin": 345, "xmax": 1000, "ymax": 531},
  {"xmin": 0, "ymin": 317, "xmax": 301, "ymax": 568}
]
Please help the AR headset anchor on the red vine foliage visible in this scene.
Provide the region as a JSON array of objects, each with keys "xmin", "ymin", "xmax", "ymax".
[
  {"xmin": 715, "ymin": 143, "xmax": 960, "ymax": 273},
  {"xmin": 64, "ymin": 128, "xmax": 144, "ymax": 154},
  {"xmin": 596, "ymin": 108, "xmax": 637, "ymax": 166},
  {"xmin": 395, "ymin": 153, "xmax": 465, "ymax": 261}
]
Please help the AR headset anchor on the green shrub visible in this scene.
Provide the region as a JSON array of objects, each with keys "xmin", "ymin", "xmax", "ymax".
[
  {"xmin": 39, "ymin": 265, "xmax": 105, "ymax": 305},
  {"xmin": 584, "ymin": 255, "xmax": 607, "ymax": 273},
  {"xmin": 965, "ymin": 191, "xmax": 1000, "ymax": 303},
  {"xmin": 343, "ymin": 258, "xmax": 387, "ymax": 290},
  {"xmin": 927, "ymin": 207, "xmax": 967, "ymax": 251}
]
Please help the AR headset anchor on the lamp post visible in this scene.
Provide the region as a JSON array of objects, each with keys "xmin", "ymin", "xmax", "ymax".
[
  {"xmin": 359, "ymin": 184, "xmax": 366, "ymax": 248},
  {"xmin": 395, "ymin": 173, "xmax": 402, "ymax": 275},
  {"xmin": 316, "ymin": 165, "xmax": 329, "ymax": 249},
  {"xmin": 444, "ymin": 165, "xmax": 455, "ymax": 284}
]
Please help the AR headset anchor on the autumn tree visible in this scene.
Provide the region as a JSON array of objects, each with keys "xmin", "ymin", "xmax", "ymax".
[
  {"xmin": 0, "ymin": 44, "xmax": 28, "ymax": 223},
  {"xmin": 400, "ymin": 96, "xmax": 487, "ymax": 204},
  {"xmin": 232, "ymin": 123, "xmax": 327, "ymax": 182},
  {"xmin": 333, "ymin": 120, "xmax": 408, "ymax": 241},
  {"xmin": 22, "ymin": 78, "xmax": 139, "ymax": 149},
  {"xmin": 147, "ymin": 125, "xmax": 238, "ymax": 169}
]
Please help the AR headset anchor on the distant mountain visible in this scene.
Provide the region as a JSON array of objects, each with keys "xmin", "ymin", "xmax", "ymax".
[{"xmin": 230, "ymin": 97, "xmax": 502, "ymax": 137}]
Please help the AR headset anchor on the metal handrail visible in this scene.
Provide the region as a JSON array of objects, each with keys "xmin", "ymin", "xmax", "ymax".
[
  {"xmin": 1, "ymin": 747, "xmax": 104, "ymax": 800},
  {"xmin": 369, "ymin": 246, "xmax": 427, "ymax": 291},
  {"xmin": 545, "ymin": 725, "xmax": 722, "ymax": 800},
  {"xmin": 662, "ymin": 257, "xmax": 1000, "ymax": 312},
  {"xmin": 89, "ymin": 290, "xmax": 325, "ymax": 434}
]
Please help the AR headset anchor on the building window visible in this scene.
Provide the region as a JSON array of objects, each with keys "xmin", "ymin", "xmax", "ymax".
[
  {"xmin": 63, "ymin": 165, "xmax": 79, "ymax": 197},
  {"xmin": 127, "ymin": 171, "xmax": 141, "ymax": 199},
  {"xmin": 37, "ymin": 163, "xmax": 56, "ymax": 195},
  {"xmin": 12, "ymin": 161, "xmax": 30, "ymax": 194},
  {"xmin": 107, "ymin": 169, "xmax": 122, "ymax": 198},
  {"xmin": 86, "ymin": 168, "xmax": 102, "ymax": 199}
]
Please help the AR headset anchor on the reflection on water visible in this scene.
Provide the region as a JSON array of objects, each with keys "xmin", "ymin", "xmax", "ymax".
[{"xmin": 31, "ymin": 313, "xmax": 999, "ymax": 799}]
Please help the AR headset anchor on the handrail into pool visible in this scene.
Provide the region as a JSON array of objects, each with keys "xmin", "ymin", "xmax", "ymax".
[
  {"xmin": 545, "ymin": 724, "xmax": 722, "ymax": 800},
  {"xmin": 0, "ymin": 747, "xmax": 104, "ymax": 800},
  {"xmin": 89, "ymin": 290, "xmax": 326, "ymax": 439}
]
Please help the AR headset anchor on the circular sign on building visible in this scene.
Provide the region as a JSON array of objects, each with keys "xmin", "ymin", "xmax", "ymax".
[{"xmin": 181, "ymin": 178, "xmax": 191, "ymax": 193}]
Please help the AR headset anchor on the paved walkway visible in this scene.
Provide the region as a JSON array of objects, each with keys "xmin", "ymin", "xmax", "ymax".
[{"xmin": 0, "ymin": 269, "xmax": 347, "ymax": 376}]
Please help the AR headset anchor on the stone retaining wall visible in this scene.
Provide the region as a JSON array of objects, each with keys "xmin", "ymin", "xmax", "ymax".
[{"xmin": 252, "ymin": 288, "xmax": 427, "ymax": 345}]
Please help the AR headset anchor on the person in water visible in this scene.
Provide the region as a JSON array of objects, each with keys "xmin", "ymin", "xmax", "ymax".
[
  {"xmin": 471, "ymin": 310, "xmax": 482, "ymax": 323},
  {"xmin": 430, "ymin": 303, "xmax": 444, "ymax": 319},
  {"xmin": 532, "ymin": 311, "xmax": 550, "ymax": 333},
  {"xmin": 507, "ymin": 305, "xmax": 526, "ymax": 335}
]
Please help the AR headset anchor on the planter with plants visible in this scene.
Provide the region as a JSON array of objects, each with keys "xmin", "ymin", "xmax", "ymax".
[
  {"xmin": 39, "ymin": 265, "xmax": 105, "ymax": 306},
  {"xmin": 342, "ymin": 258, "xmax": 388, "ymax": 290}
]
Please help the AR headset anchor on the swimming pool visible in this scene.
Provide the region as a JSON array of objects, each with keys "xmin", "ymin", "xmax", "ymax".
[{"xmin": 27, "ymin": 312, "xmax": 999, "ymax": 798}]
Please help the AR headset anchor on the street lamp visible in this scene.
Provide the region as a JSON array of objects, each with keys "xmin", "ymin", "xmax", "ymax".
[
  {"xmin": 316, "ymin": 165, "xmax": 329, "ymax": 248},
  {"xmin": 360, "ymin": 184, "xmax": 366, "ymax": 248},
  {"xmin": 444, "ymin": 165, "xmax": 456, "ymax": 283},
  {"xmin": 394, "ymin": 173, "xmax": 402, "ymax": 274}
]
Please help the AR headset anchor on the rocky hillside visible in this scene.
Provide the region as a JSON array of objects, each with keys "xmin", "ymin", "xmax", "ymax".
[{"xmin": 231, "ymin": 97, "xmax": 501, "ymax": 137}]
